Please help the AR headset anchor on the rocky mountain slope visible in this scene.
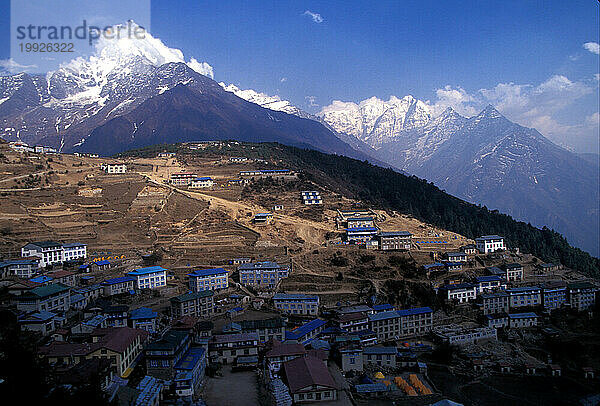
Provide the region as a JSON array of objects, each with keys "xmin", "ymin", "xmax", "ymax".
[{"xmin": 0, "ymin": 24, "xmax": 360, "ymax": 159}]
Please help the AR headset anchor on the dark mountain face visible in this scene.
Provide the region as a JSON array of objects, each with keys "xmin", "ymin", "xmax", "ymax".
[
  {"xmin": 376, "ymin": 106, "xmax": 600, "ymax": 256},
  {"xmin": 77, "ymin": 78, "xmax": 367, "ymax": 158},
  {"xmin": 0, "ymin": 60, "xmax": 366, "ymax": 160}
]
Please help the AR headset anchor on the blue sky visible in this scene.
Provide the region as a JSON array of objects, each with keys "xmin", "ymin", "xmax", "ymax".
[{"xmin": 1, "ymin": 0, "xmax": 598, "ymax": 152}]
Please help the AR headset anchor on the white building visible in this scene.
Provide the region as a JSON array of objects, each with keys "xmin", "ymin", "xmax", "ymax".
[
  {"xmin": 101, "ymin": 162, "xmax": 127, "ymax": 174},
  {"xmin": 434, "ymin": 325, "xmax": 497, "ymax": 346},
  {"xmin": 439, "ymin": 283, "xmax": 478, "ymax": 303},
  {"xmin": 21, "ymin": 241, "xmax": 64, "ymax": 267},
  {"xmin": 188, "ymin": 268, "xmax": 229, "ymax": 292},
  {"xmin": 301, "ymin": 191, "xmax": 323, "ymax": 205},
  {"xmin": 0, "ymin": 258, "xmax": 41, "ymax": 279},
  {"xmin": 273, "ymin": 293, "xmax": 320, "ymax": 316},
  {"xmin": 62, "ymin": 242, "xmax": 87, "ymax": 262},
  {"xmin": 21, "ymin": 241, "xmax": 87, "ymax": 267},
  {"xmin": 190, "ymin": 177, "xmax": 214, "ymax": 188},
  {"xmin": 170, "ymin": 172, "xmax": 196, "ymax": 186},
  {"xmin": 475, "ymin": 235, "xmax": 506, "ymax": 253},
  {"xmin": 34, "ymin": 145, "xmax": 57, "ymax": 154},
  {"xmin": 126, "ymin": 266, "xmax": 168, "ymax": 289}
]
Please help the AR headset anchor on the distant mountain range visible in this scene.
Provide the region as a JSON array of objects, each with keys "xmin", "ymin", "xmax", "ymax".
[
  {"xmin": 229, "ymin": 88, "xmax": 599, "ymax": 257},
  {"xmin": 0, "ymin": 26, "xmax": 597, "ymax": 256}
]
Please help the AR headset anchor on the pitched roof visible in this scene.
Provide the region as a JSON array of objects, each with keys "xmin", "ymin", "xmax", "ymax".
[
  {"xmin": 18, "ymin": 283, "xmax": 70, "ymax": 299},
  {"xmin": 266, "ymin": 343, "xmax": 307, "ymax": 358},
  {"xmin": 47, "ymin": 270, "xmax": 75, "ymax": 278},
  {"xmin": 286, "ymin": 319, "xmax": 327, "ymax": 340},
  {"xmin": 93, "ymin": 327, "xmax": 149, "ymax": 353},
  {"xmin": 283, "ymin": 356, "xmax": 338, "ymax": 393},
  {"xmin": 146, "ymin": 329, "xmax": 189, "ymax": 351}
]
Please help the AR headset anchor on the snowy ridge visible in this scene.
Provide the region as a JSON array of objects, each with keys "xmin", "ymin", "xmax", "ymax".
[
  {"xmin": 219, "ymin": 83, "xmax": 312, "ymax": 119},
  {"xmin": 318, "ymin": 95, "xmax": 433, "ymax": 148}
]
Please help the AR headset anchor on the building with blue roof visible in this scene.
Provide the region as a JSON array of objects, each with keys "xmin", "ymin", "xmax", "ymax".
[
  {"xmin": 377, "ymin": 231, "xmax": 412, "ymax": 250},
  {"xmin": 423, "ymin": 262, "xmax": 446, "ymax": 274},
  {"xmin": 475, "ymin": 275, "xmax": 506, "ymax": 294},
  {"xmin": 444, "ymin": 262, "xmax": 463, "ymax": 271},
  {"xmin": 173, "ymin": 347, "xmax": 207, "ymax": 398},
  {"xmin": 480, "ymin": 291, "xmax": 510, "ymax": 315},
  {"xmin": 345, "ymin": 227, "xmax": 379, "ymax": 243},
  {"xmin": 126, "ymin": 266, "xmax": 167, "ymax": 289},
  {"xmin": 363, "ymin": 346, "xmax": 398, "ymax": 368},
  {"xmin": 29, "ymin": 275, "xmax": 53, "ymax": 285},
  {"xmin": 19, "ymin": 311, "xmax": 59, "ymax": 336},
  {"xmin": 273, "ymin": 293, "xmax": 319, "ymax": 315},
  {"xmin": 507, "ymin": 286, "xmax": 542, "ymax": 308},
  {"xmin": 372, "ymin": 303, "xmax": 394, "ymax": 313},
  {"xmin": 70, "ymin": 293, "xmax": 87, "ymax": 310},
  {"xmin": 238, "ymin": 261, "xmax": 289, "ymax": 289},
  {"xmin": 285, "ymin": 319, "xmax": 327, "ymax": 344},
  {"xmin": 508, "ymin": 312, "xmax": 539, "ymax": 328},
  {"xmin": 475, "ymin": 235, "xmax": 505, "ymax": 253},
  {"xmin": 188, "ymin": 268, "xmax": 228, "ymax": 292},
  {"xmin": 134, "ymin": 376, "xmax": 163, "ymax": 406},
  {"xmin": 368, "ymin": 307, "xmax": 433, "ymax": 341},
  {"xmin": 130, "ymin": 307, "xmax": 159, "ymax": 333},
  {"xmin": 101, "ymin": 276, "xmax": 136, "ymax": 296}
]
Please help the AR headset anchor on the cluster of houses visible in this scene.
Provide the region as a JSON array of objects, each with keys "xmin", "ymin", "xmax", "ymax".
[
  {"xmin": 335, "ymin": 209, "xmax": 413, "ymax": 251},
  {"xmin": 9, "ymin": 141, "xmax": 57, "ymax": 154},
  {"xmin": 433, "ymin": 260, "xmax": 597, "ymax": 339},
  {"xmin": 1, "ymin": 226, "xmax": 597, "ymax": 405},
  {"xmin": 239, "ymin": 169, "xmax": 298, "ymax": 181},
  {"xmin": 168, "ymin": 172, "xmax": 215, "ymax": 188}
]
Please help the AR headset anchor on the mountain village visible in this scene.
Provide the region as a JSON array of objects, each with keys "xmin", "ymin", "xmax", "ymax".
[{"xmin": 0, "ymin": 140, "xmax": 598, "ymax": 406}]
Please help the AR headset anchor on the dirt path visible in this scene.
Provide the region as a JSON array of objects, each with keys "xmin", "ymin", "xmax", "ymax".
[{"xmin": 139, "ymin": 171, "xmax": 334, "ymax": 251}]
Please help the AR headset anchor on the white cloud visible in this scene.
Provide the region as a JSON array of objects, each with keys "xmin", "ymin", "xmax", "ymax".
[
  {"xmin": 280, "ymin": 77, "xmax": 287, "ymax": 83},
  {"xmin": 0, "ymin": 58, "xmax": 38, "ymax": 75},
  {"xmin": 186, "ymin": 58, "xmax": 214, "ymax": 79},
  {"xmin": 429, "ymin": 85, "xmax": 479, "ymax": 117},
  {"xmin": 583, "ymin": 42, "xmax": 600, "ymax": 55},
  {"xmin": 594, "ymin": 73, "xmax": 600, "ymax": 81},
  {"xmin": 303, "ymin": 10, "xmax": 324, "ymax": 23},
  {"xmin": 586, "ymin": 112, "xmax": 600, "ymax": 127}
]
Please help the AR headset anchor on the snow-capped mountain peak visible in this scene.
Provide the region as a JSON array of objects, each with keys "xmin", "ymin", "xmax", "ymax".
[
  {"xmin": 0, "ymin": 21, "xmax": 215, "ymax": 150},
  {"xmin": 218, "ymin": 82, "xmax": 313, "ymax": 119},
  {"xmin": 318, "ymin": 94, "xmax": 433, "ymax": 148}
]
